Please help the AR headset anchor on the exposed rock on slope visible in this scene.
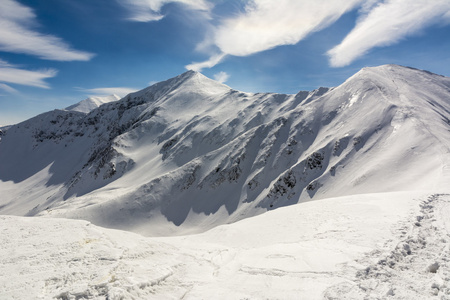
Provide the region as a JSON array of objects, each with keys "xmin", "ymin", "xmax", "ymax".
[{"xmin": 1, "ymin": 65, "xmax": 450, "ymax": 235}]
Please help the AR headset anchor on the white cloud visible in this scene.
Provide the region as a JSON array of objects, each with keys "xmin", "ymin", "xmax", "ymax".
[
  {"xmin": 359, "ymin": 0, "xmax": 383, "ymax": 13},
  {"xmin": 213, "ymin": 71, "xmax": 229, "ymax": 84},
  {"xmin": 188, "ymin": 0, "xmax": 363, "ymax": 70},
  {"xmin": 186, "ymin": 53, "xmax": 227, "ymax": 72},
  {"xmin": 117, "ymin": 0, "xmax": 212, "ymax": 22},
  {"xmin": 0, "ymin": 64, "xmax": 57, "ymax": 89},
  {"xmin": 0, "ymin": 0, "xmax": 94, "ymax": 61},
  {"xmin": 82, "ymin": 87, "xmax": 138, "ymax": 98},
  {"xmin": 328, "ymin": 0, "xmax": 450, "ymax": 67},
  {"xmin": 0, "ymin": 59, "xmax": 14, "ymax": 68},
  {"xmin": 216, "ymin": 0, "xmax": 362, "ymax": 56}
]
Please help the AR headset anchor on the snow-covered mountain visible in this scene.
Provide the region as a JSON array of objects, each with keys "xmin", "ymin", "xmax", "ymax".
[
  {"xmin": 1, "ymin": 64, "xmax": 450, "ymax": 236},
  {"xmin": 65, "ymin": 94, "xmax": 121, "ymax": 113},
  {"xmin": 2, "ymin": 64, "xmax": 450, "ymax": 299}
]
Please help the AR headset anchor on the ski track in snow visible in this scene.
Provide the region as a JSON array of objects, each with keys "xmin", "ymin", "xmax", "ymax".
[{"xmin": 325, "ymin": 194, "xmax": 450, "ymax": 299}]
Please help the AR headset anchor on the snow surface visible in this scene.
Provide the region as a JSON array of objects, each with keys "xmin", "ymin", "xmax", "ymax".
[
  {"xmin": 1, "ymin": 65, "xmax": 450, "ymax": 299},
  {"xmin": 2, "ymin": 191, "xmax": 449, "ymax": 299}
]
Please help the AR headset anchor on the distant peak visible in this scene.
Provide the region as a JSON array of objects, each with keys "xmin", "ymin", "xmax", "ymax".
[{"xmin": 65, "ymin": 94, "xmax": 120, "ymax": 113}]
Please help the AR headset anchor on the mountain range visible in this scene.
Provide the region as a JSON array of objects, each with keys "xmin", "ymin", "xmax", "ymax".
[
  {"xmin": 1, "ymin": 64, "xmax": 450, "ymax": 299},
  {"xmin": 1, "ymin": 64, "xmax": 450, "ymax": 236}
]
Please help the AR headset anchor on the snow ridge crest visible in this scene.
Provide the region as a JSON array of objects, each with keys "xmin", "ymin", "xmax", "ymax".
[{"xmin": 1, "ymin": 64, "xmax": 450, "ymax": 236}]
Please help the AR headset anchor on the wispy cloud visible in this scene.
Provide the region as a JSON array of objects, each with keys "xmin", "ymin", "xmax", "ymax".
[
  {"xmin": 213, "ymin": 71, "xmax": 229, "ymax": 84},
  {"xmin": 186, "ymin": 53, "xmax": 226, "ymax": 71},
  {"xmin": 117, "ymin": 0, "xmax": 212, "ymax": 22},
  {"xmin": 0, "ymin": 59, "xmax": 13, "ymax": 68},
  {"xmin": 0, "ymin": 0, "xmax": 94, "ymax": 61},
  {"xmin": 188, "ymin": 0, "xmax": 363, "ymax": 70},
  {"xmin": 0, "ymin": 83, "xmax": 18, "ymax": 94},
  {"xmin": 328, "ymin": 0, "xmax": 450, "ymax": 67},
  {"xmin": 0, "ymin": 60, "xmax": 57, "ymax": 89},
  {"xmin": 80, "ymin": 87, "xmax": 138, "ymax": 98}
]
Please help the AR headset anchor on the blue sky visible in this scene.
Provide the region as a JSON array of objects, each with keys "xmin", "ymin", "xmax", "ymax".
[{"xmin": 1, "ymin": 0, "xmax": 450, "ymax": 125}]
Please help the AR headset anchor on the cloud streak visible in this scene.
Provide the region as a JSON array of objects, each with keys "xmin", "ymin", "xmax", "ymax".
[
  {"xmin": 0, "ymin": 0, "xmax": 94, "ymax": 61},
  {"xmin": 186, "ymin": 53, "xmax": 226, "ymax": 71},
  {"xmin": 215, "ymin": 0, "xmax": 362, "ymax": 57},
  {"xmin": 188, "ymin": 0, "xmax": 363, "ymax": 70},
  {"xmin": 328, "ymin": 0, "xmax": 450, "ymax": 67},
  {"xmin": 117, "ymin": 0, "xmax": 212, "ymax": 22},
  {"xmin": 0, "ymin": 60, "xmax": 57, "ymax": 89},
  {"xmin": 184, "ymin": 0, "xmax": 450, "ymax": 70},
  {"xmin": 0, "ymin": 83, "xmax": 18, "ymax": 94}
]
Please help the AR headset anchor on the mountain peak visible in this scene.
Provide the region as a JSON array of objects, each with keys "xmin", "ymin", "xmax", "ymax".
[
  {"xmin": 340, "ymin": 64, "xmax": 449, "ymax": 95},
  {"xmin": 356, "ymin": 64, "xmax": 443, "ymax": 79},
  {"xmin": 170, "ymin": 69, "xmax": 223, "ymax": 86},
  {"xmin": 156, "ymin": 70, "xmax": 211, "ymax": 86},
  {"xmin": 134, "ymin": 70, "xmax": 230, "ymax": 101},
  {"xmin": 167, "ymin": 70, "xmax": 201, "ymax": 84},
  {"xmin": 180, "ymin": 69, "xmax": 200, "ymax": 78},
  {"xmin": 65, "ymin": 94, "xmax": 120, "ymax": 113}
]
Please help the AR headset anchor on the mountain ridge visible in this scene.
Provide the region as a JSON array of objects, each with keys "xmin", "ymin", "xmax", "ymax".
[{"xmin": 1, "ymin": 64, "xmax": 449, "ymax": 236}]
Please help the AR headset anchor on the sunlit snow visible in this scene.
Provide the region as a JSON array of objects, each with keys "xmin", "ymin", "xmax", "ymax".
[{"xmin": 1, "ymin": 65, "xmax": 450, "ymax": 299}]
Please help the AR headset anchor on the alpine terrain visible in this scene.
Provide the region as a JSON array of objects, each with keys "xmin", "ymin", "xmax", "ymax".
[{"xmin": 1, "ymin": 64, "xmax": 450, "ymax": 299}]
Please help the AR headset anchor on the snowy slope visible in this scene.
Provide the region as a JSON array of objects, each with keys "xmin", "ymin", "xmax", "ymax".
[
  {"xmin": 65, "ymin": 95, "xmax": 121, "ymax": 113},
  {"xmin": 1, "ymin": 191, "xmax": 449, "ymax": 299},
  {"xmin": 1, "ymin": 65, "xmax": 450, "ymax": 236}
]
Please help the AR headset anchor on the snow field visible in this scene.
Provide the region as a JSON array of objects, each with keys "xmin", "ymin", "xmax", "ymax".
[
  {"xmin": 3, "ymin": 191, "xmax": 448, "ymax": 299},
  {"xmin": 324, "ymin": 194, "xmax": 450, "ymax": 299}
]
